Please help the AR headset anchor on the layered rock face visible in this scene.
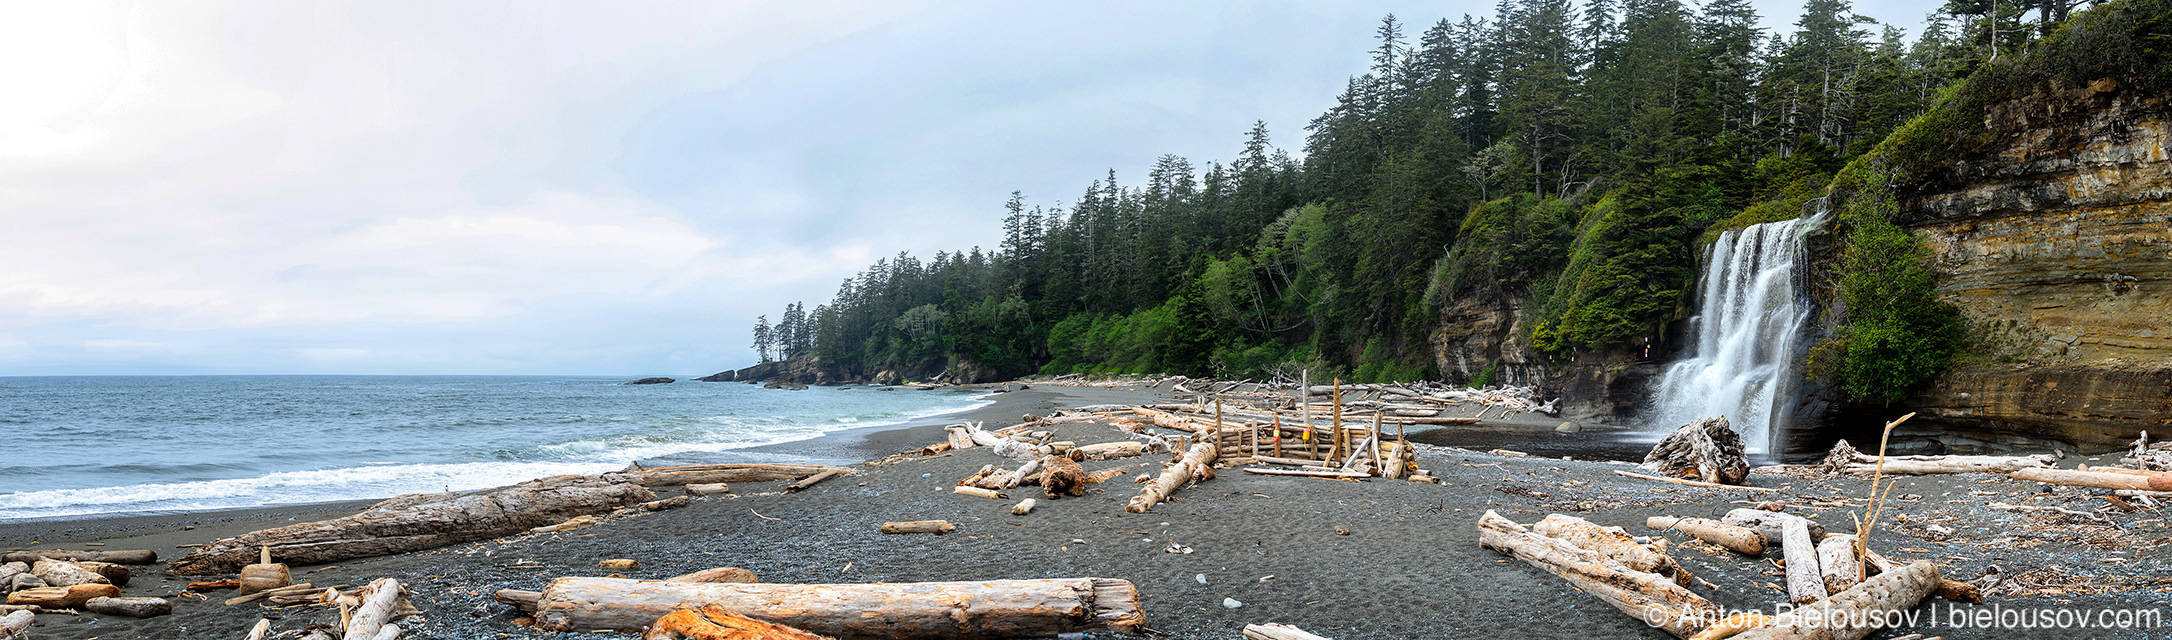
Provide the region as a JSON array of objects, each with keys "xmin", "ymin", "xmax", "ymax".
[
  {"xmin": 1897, "ymin": 85, "xmax": 2172, "ymax": 451},
  {"xmin": 1430, "ymin": 298, "xmax": 1658, "ymax": 422}
]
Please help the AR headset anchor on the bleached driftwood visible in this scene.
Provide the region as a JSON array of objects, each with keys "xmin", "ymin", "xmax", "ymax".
[
  {"xmin": 2010, "ymin": 467, "xmax": 2167, "ymax": 491},
  {"xmin": 1127, "ymin": 440, "xmax": 1218, "ymax": 514},
  {"xmin": 1815, "ymin": 535, "xmax": 1862, "ymax": 595},
  {"xmin": 1532, "ymin": 514, "xmax": 1689, "ymax": 585},
  {"xmin": 879, "ymin": 521, "xmax": 955, "ymax": 535},
  {"xmin": 342, "ymin": 578, "xmax": 408, "ymax": 640},
  {"xmin": 1645, "ymin": 516, "xmax": 1765, "ymax": 555},
  {"xmin": 1721, "ymin": 509, "xmax": 1827, "ymax": 545},
  {"xmin": 1242, "ymin": 623, "xmax": 1332, "ymax": 640},
  {"xmin": 0, "ymin": 610, "xmax": 31, "ymax": 639},
  {"xmin": 1862, "ymin": 549, "xmax": 1980, "ymax": 604},
  {"xmin": 1641, "ymin": 416, "xmax": 1749, "ymax": 485},
  {"xmin": 85, "ymin": 596, "xmax": 170, "ymax": 618},
  {"xmin": 1476, "ymin": 511, "xmax": 1718, "ymax": 638},
  {"xmin": 619, "ymin": 463, "xmax": 850, "ymax": 487},
  {"xmin": 526, "ymin": 576, "xmax": 1143, "ymax": 638},
  {"xmin": 2, "ymin": 550, "xmax": 157, "ymax": 565},
  {"xmin": 1780, "ymin": 516, "xmax": 1824, "ymax": 605},
  {"xmin": 1732, "ymin": 560, "xmax": 1939, "ymax": 639},
  {"xmin": 169, "ymin": 475, "xmax": 655, "ymax": 574},
  {"xmin": 1820, "ymin": 439, "xmax": 2056, "ymax": 475}
]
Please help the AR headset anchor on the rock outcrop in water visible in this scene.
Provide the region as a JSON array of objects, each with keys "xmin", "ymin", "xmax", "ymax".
[{"xmin": 1884, "ymin": 82, "xmax": 2172, "ymax": 451}]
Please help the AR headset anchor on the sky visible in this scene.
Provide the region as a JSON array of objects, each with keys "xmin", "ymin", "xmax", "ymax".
[{"xmin": 0, "ymin": 0, "xmax": 1939, "ymax": 376}]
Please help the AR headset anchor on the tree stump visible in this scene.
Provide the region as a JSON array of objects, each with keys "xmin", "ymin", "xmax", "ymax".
[{"xmin": 1641, "ymin": 416, "xmax": 1749, "ymax": 485}]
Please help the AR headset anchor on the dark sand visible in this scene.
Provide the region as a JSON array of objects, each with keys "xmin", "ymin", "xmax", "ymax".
[{"xmin": 5, "ymin": 382, "xmax": 2168, "ymax": 639}]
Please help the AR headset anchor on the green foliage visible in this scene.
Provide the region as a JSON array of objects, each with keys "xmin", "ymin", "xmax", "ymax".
[
  {"xmin": 1535, "ymin": 165, "xmax": 1727, "ymax": 353},
  {"xmin": 1820, "ymin": 163, "xmax": 1967, "ymax": 403}
]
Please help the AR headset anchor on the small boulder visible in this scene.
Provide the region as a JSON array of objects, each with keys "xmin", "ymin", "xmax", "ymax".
[{"xmin": 625, "ymin": 377, "xmax": 675, "ymax": 385}]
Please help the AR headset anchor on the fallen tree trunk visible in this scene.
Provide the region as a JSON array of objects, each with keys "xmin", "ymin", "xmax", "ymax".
[
  {"xmin": 168, "ymin": 475, "xmax": 656, "ymax": 575},
  {"xmin": 1532, "ymin": 514, "xmax": 1689, "ymax": 585},
  {"xmin": 527, "ymin": 576, "xmax": 1144, "ymax": 638},
  {"xmin": 645, "ymin": 605, "xmax": 837, "ymax": 639},
  {"xmin": 2, "ymin": 550, "xmax": 157, "ymax": 565},
  {"xmin": 1781, "ymin": 517, "xmax": 1824, "ymax": 605},
  {"xmin": 1732, "ymin": 560, "xmax": 1939, "ymax": 640},
  {"xmin": 6, "ymin": 584, "xmax": 119, "ymax": 608},
  {"xmin": 1645, "ymin": 516, "xmax": 1765, "ymax": 555},
  {"xmin": 1476, "ymin": 510, "xmax": 1718, "ymax": 638},
  {"xmin": 30, "ymin": 559, "xmax": 107, "ymax": 587},
  {"xmin": 785, "ymin": 469, "xmax": 848, "ymax": 493},
  {"xmin": 1077, "ymin": 441, "xmax": 1148, "ymax": 460},
  {"xmin": 344, "ymin": 578, "xmax": 407, "ymax": 640},
  {"xmin": 85, "ymin": 596, "xmax": 170, "ymax": 618},
  {"xmin": 1127, "ymin": 440, "xmax": 1218, "ymax": 513},
  {"xmin": 618, "ymin": 464, "xmax": 849, "ymax": 487},
  {"xmin": 2010, "ymin": 467, "xmax": 2166, "ymax": 491},
  {"xmin": 1821, "ymin": 440, "xmax": 2056, "ymax": 475}
]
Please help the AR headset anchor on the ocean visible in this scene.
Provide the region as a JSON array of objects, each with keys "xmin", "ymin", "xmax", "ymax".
[{"xmin": 0, "ymin": 376, "xmax": 990, "ymax": 521}]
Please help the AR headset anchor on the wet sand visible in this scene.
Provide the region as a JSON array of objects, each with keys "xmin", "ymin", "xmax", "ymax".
[{"xmin": 4, "ymin": 382, "xmax": 2167, "ymax": 639}]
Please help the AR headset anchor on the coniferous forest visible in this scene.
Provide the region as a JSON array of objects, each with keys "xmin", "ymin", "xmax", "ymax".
[{"xmin": 751, "ymin": 0, "xmax": 2103, "ymax": 387}]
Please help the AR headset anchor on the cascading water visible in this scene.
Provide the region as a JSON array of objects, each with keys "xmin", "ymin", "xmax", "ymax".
[{"xmin": 1648, "ymin": 200, "xmax": 1828, "ymax": 453}]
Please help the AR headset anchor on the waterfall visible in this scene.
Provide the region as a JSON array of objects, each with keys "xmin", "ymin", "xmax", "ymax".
[{"xmin": 1648, "ymin": 201, "xmax": 1825, "ymax": 453}]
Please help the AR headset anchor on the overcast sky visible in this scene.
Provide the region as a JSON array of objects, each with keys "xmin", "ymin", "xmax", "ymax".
[{"xmin": 0, "ymin": 0, "xmax": 1937, "ymax": 376}]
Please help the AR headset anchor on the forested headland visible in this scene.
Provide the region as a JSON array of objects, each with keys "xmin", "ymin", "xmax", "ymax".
[{"xmin": 748, "ymin": 0, "xmax": 2113, "ymax": 392}]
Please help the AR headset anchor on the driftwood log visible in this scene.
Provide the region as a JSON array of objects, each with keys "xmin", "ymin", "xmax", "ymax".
[
  {"xmin": 30, "ymin": 559, "xmax": 107, "ymax": 587},
  {"xmin": 85, "ymin": 596, "xmax": 170, "ymax": 618},
  {"xmin": 0, "ymin": 610, "xmax": 29, "ymax": 639},
  {"xmin": 1721, "ymin": 509, "xmax": 1827, "ymax": 545},
  {"xmin": 1686, "ymin": 613, "xmax": 1771, "ymax": 640},
  {"xmin": 168, "ymin": 475, "xmax": 655, "ymax": 574},
  {"xmin": 879, "ymin": 521, "xmax": 955, "ymax": 535},
  {"xmin": 2, "ymin": 550, "xmax": 157, "ymax": 565},
  {"xmin": 785, "ymin": 469, "xmax": 847, "ymax": 493},
  {"xmin": 1732, "ymin": 560, "xmax": 1939, "ymax": 640},
  {"xmin": 1816, "ymin": 535, "xmax": 1862, "ymax": 595},
  {"xmin": 1531, "ymin": 514, "xmax": 1689, "ymax": 585},
  {"xmin": 1780, "ymin": 516, "xmax": 1824, "ymax": 605},
  {"xmin": 1126, "ymin": 440, "xmax": 1218, "ymax": 514},
  {"xmin": 617, "ymin": 464, "xmax": 850, "ymax": 487},
  {"xmin": 645, "ymin": 605, "xmax": 837, "ymax": 639},
  {"xmin": 1645, "ymin": 516, "xmax": 1765, "ymax": 555},
  {"xmin": 1476, "ymin": 511, "xmax": 1717, "ymax": 638},
  {"xmin": 1862, "ymin": 550, "xmax": 1980, "ymax": 604},
  {"xmin": 526, "ymin": 576, "xmax": 1144, "ymax": 638},
  {"xmin": 667, "ymin": 568, "xmax": 759, "ymax": 584},
  {"xmin": 1641, "ymin": 416, "xmax": 1750, "ymax": 485},
  {"xmin": 6, "ymin": 584, "xmax": 119, "ymax": 608},
  {"xmin": 1242, "ymin": 623, "xmax": 1332, "ymax": 640},
  {"xmin": 343, "ymin": 578, "xmax": 408, "ymax": 640},
  {"xmin": 2010, "ymin": 467, "xmax": 2168, "ymax": 491},
  {"xmin": 1821, "ymin": 440, "xmax": 2056, "ymax": 475}
]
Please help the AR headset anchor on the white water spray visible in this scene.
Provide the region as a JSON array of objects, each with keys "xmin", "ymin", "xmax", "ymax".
[{"xmin": 1648, "ymin": 202, "xmax": 1826, "ymax": 453}]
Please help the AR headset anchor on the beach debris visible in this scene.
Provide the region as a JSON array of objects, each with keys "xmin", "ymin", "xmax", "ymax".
[
  {"xmin": 600, "ymin": 559, "xmax": 641, "ymax": 570},
  {"xmin": 2, "ymin": 549, "xmax": 157, "ymax": 565},
  {"xmin": 1011, "ymin": 499, "xmax": 1037, "ymax": 515},
  {"xmin": 880, "ymin": 521, "xmax": 956, "ymax": 535},
  {"xmin": 616, "ymin": 463, "xmax": 851, "ymax": 487},
  {"xmin": 1731, "ymin": 560, "xmax": 1939, "ymax": 639},
  {"xmin": 1720, "ymin": 509, "xmax": 1827, "ymax": 544},
  {"xmin": 953, "ymin": 486, "xmax": 1007, "ymax": 500},
  {"xmin": 667, "ymin": 567, "xmax": 759, "ymax": 584},
  {"xmin": 1816, "ymin": 535, "xmax": 1863, "ymax": 595},
  {"xmin": 342, "ymin": 577, "xmax": 414, "ymax": 640},
  {"xmin": 1530, "ymin": 514, "xmax": 1690, "ymax": 586},
  {"xmin": 224, "ymin": 582, "xmax": 314, "ymax": 606},
  {"xmin": 2126, "ymin": 431, "xmax": 2172, "ymax": 471},
  {"xmin": 1819, "ymin": 439, "xmax": 2056, "ymax": 475},
  {"xmin": 7, "ymin": 584, "xmax": 120, "ymax": 609},
  {"xmin": 29, "ymin": 559, "xmax": 108, "ymax": 588},
  {"xmin": 1613, "ymin": 470, "xmax": 1778, "ymax": 492},
  {"xmin": 1242, "ymin": 623, "xmax": 1330, "ymax": 640},
  {"xmin": 644, "ymin": 605, "xmax": 837, "ymax": 640},
  {"xmin": 532, "ymin": 515, "xmax": 601, "ymax": 534},
  {"xmin": 644, "ymin": 496, "xmax": 694, "ymax": 511},
  {"xmin": 4, "ymin": 575, "xmax": 46, "ymax": 595},
  {"xmin": 238, "ymin": 546, "xmax": 291, "ymax": 595},
  {"xmin": 515, "ymin": 576, "xmax": 1144, "ymax": 638},
  {"xmin": 1040, "ymin": 454, "xmax": 1088, "ymax": 500},
  {"xmin": 1475, "ymin": 510, "xmax": 1718, "ymax": 638},
  {"xmin": 1077, "ymin": 441, "xmax": 1150, "ymax": 460},
  {"xmin": 2010, "ymin": 466, "xmax": 2169, "ymax": 491},
  {"xmin": 241, "ymin": 618, "xmax": 273, "ymax": 640},
  {"xmin": 0, "ymin": 610, "xmax": 30, "ymax": 640},
  {"xmin": 1162, "ymin": 542, "xmax": 1193, "ymax": 554},
  {"xmin": 1683, "ymin": 613, "xmax": 1769, "ymax": 640},
  {"xmin": 1127, "ymin": 439, "xmax": 1219, "ymax": 514},
  {"xmin": 167, "ymin": 474, "xmax": 656, "ymax": 575},
  {"xmin": 494, "ymin": 589, "xmax": 543, "ymax": 609},
  {"xmin": 1641, "ymin": 416, "xmax": 1750, "ymax": 486},
  {"xmin": 1777, "ymin": 515, "xmax": 1823, "ymax": 605},
  {"xmin": 1861, "ymin": 549, "xmax": 1979, "ymax": 604},
  {"xmin": 0, "ymin": 564, "xmax": 21, "ymax": 590},
  {"xmin": 85, "ymin": 595, "xmax": 170, "ymax": 618},
  {"xmin": 1643, "ymin": 516, "xmax": 1765, "ymax": 556},
  {"xmin": 785, "ymin": 469, "xmax": 849, "ymax": 493}
]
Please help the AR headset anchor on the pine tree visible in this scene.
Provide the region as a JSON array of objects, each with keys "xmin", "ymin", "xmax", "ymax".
[{"xmin": 752, "ymin": 315, "xmax": 773, "ymax": 363}]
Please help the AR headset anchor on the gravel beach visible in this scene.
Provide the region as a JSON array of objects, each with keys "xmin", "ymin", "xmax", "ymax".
[{"xmin": 4, "ymin": 382, "xmax": 2167, "ymax": 639}]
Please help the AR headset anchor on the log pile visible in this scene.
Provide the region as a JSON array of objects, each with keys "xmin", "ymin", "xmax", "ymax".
[
  {"xmin": 1641, "ymin": 416, "xmax": 1750, "ymax": 486},
  {"xmin": 168, "ymin": 474, "xmax": 657, "ymax": 574}
]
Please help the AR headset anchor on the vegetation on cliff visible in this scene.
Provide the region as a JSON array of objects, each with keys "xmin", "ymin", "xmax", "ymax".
[{"xmin": 752, "ymin": 0, "xmax": 2110, "ymax": 384}]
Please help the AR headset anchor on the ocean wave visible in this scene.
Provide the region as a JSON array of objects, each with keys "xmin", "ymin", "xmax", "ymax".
[{"xmin": 0, "ymin": 460, "xmax": 621, "ymax": 521}]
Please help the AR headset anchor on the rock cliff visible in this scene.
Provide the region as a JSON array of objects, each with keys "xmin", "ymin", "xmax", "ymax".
[{"xmin": 1892, "ymin": 82, "xmax": 2172, "ymax": 451}]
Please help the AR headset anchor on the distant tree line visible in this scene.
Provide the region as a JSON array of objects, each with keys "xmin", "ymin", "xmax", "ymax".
[{"xmin": 750, "ymin": 0, "xmax": 2086, "ymax": 385}]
